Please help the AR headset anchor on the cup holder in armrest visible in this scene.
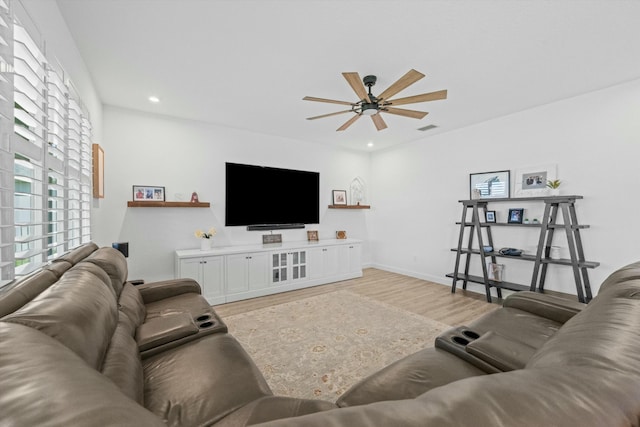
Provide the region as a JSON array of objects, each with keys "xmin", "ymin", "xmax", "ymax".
[
  {"xmin": 435, "ymin": 326, "xmax": 500, "ymax": 374},
  {"xmin": 462, "ymin": 329, "xmax": 480, "ymax": 340},
  {"xmin": 196, "ymin": 314, "xmax": 212, "ymax": 322},
  {"xmin": 452, "ymin": 336, "xmax": 470, "ymax": 346},
  {"xmin": 199, "ymin": 321, "xmax": 214, "ymax": 328}
]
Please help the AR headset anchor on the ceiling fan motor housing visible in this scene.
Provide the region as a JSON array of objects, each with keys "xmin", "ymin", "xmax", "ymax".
[{"xmin": 363, "ymin": 75, "xmax": 377, "ymax": 87}]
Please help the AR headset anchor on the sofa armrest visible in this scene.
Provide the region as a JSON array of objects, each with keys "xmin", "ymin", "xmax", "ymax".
[
  {"xmin": 136, "ymin": 313, "xmax": 199, "ymax": 351},
  {"xmin": 465, "ymin": 331, "xmax": 537, "ymax": 371},
  {"xmin": 503, "ymin": 291, "xmax": 585, "ymax": 324},
  {"xmin": 135, "ymin": 278, "xmax": 202, "ymax": 303}
]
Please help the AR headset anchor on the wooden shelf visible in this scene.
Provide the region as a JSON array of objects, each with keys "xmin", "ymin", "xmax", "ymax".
[
  {"xmin": 328, "ymin": 204, "xmax": 370, "ymax": 209},
  {"xmin": 127, "ymin": 201, "xmax": 210, "ymax": 208}
]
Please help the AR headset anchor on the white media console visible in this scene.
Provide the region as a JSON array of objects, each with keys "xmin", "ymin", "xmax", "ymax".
[{"xmin": 175, "ymin": 239, "xmax": 363, "ymax": 305}]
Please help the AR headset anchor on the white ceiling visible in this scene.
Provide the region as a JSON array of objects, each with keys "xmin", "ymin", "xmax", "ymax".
[{"xmin": 55, "ymin": 0, "xmax": 640, "ymax": 152}]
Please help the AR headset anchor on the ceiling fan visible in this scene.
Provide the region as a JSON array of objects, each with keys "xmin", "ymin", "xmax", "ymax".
[{"xmin": 303, "ymin": 69, "xmax": 447, "ymax": 131}]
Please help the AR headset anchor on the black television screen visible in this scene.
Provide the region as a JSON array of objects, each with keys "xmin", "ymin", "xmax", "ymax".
[{"xmin": 225, "ymin": 162, "xmax": 320, "ymax": 227}]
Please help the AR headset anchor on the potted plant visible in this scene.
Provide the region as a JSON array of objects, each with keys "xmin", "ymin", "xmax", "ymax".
[
  {"xmin": 546, "ymin": 179, "xmax": 561, "ymax": 196},
  {"xmin": 195, "ymin": 227, "xmax": 217, "ymax": 251}
]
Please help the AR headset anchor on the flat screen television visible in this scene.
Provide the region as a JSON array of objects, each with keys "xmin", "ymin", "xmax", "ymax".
[{"xmin": 225, "ymin": 162, "xmax": 320, "ymax": 228}]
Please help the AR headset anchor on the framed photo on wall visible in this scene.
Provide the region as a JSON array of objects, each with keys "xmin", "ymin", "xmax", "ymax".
[
  {"xmin": 485, "ymin": 210, "xmax": 496, "ymax": 223},
  {"xmin": 514, "ymin": 164, "xmax": 557, "ymax": 197},
  {"xmin": 332, "ymin": 190, "xmax": 347, "ymax": 205},
  {"xmin": 133, "ymin": 185, "xmax": 165, "ymax": 202},
  {"xmin": 469, "ymin": 170, "xmax": 510, "ymax": 199}
]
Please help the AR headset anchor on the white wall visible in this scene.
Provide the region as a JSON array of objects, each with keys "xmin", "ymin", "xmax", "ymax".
[
  {"xmin": 97, "ymin": 107, "xmax": 372, "ymax": 281},
  {"xmin": 371, "ymin": 79, "xmax": 640, "ymax": 297}
]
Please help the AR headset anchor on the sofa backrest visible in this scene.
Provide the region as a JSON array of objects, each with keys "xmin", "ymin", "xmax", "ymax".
[
  {"xmin": 0, "ymin": 322, "xmax": 164, "ymax": 426},
  {"xmin": 599, "ymin": 260, "xmax": 640, "ymax": 292},
  {"xmin": 51, "ymin": 241, "xmax": 99, "ymax": 266},
  {"xmin": 0, "ymin": 269, "xmax": 58, "ymax": 318},
  {"xmin": 83, "ymin": 247, "xmax": 129, "ymax": 297},
  {"xmin": 526, "ymin": 278, "xmax": 640, "ymax": 377},
  {"xmin": 2, "ymin": 267, "xmax": 118, "ymax": 369}
]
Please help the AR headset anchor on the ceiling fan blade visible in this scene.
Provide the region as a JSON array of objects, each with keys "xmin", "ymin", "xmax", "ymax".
[
  {"xmin": 342, "ymin": 72, "xmax": 371, "ymax": 103},
  {"xmin": 371, "ymin": 113, "xmax": 387, "ymax": 131},
  {"xmin": 303, "ymin": 96, "xmax": 356, "ymax": 106},
  {"xmin": 385, "ymin": 90, "xmax": 448, "ymax": 106},
  {"xmin": 376, "ymin": 69, "xmax": 425, "ymax": 102},
  {"xmin": 383, "ymin": 107, "xmax": 429, "ymax": 119},
  {"xmin": 306, "ymin": 110, "xmax": 354, "ymax": 120},
  {"xmin": 337, "ymin": 114, "xmax": 361, "ymax": 131}
]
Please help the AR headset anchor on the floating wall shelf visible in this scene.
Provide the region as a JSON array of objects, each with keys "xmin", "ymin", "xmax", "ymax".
[
  {"xmin": 328, "ymin": 204, "xmax": 370, "ymax": 209},
  {"xmin": 127, "ymin": 201, "xmax": 210, "ymax": 208}
]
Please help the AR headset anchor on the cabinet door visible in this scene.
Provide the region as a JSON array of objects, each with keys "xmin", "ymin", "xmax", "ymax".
[
  {"xmin": 271, "ymin": 252, "xmax": 288, "ymax": 284},
  {"xmin": 347, "ymin": 244, "xmax": 362, "ymax": 274},
  {"xmin": 201, "ymin": 256, "xmax": 224, "ymax": 300},
  {"xmin": 247, "ymin": 252, "xmax": 270, "ymax": 290},
  {"xmin": 290, "ymin": 250, "xmax": 307, "ymax": 281},
  {"xmin": 179, "ymin": 258, "xmax": 202, "ymax": 282},
  {"xmin": 226, "ymin": 253, "xmax": 250, "ymax": 294},
  {"xmin": 306, "ymin": 247, "xmax": 324, "ymax": 280}
]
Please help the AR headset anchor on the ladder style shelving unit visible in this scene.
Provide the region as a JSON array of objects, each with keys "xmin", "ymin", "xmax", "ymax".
[{"xmin": 447, "ymin": 195, "xmax": 598, "ymax": 303}]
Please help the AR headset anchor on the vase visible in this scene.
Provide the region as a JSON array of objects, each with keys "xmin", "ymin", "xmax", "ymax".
[
  {"xmin": 200, "ymin": 239, "xmax": 212, "ymax": 251},
  {"xmin": 549, "ymin": 188, "xmax": 560, "ymax": 196}
]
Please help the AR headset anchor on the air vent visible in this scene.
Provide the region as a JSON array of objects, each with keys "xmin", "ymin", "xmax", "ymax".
[{"xmin": 417, "ymin": 124, "xmax": 438, "ymax": 132}]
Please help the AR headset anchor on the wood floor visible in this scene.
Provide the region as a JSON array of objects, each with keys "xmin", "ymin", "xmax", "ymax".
[{"xmin": 213, "ymin": 268, "xmax": 500, "ymax": 326}]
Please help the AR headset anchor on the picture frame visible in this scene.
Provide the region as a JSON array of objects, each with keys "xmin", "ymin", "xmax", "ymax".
[
  {"xmin": 332, "ymin": 190, "xmax": 347, "ymax": 205},
  {"xmin": 92, "ymin": 144, "xmax": 104, "ymax": 198},
  {"xmin": 508, "ymin": 208, "xmax": 524, "ymax": 224},
  {"xmin": 133, "ymin": 185, "xmax": 165, "ymax": 202},
  {"xmin": 485, "ymin": 210, "xmax": 496, "ymax": 223},
  {"xmin": 469, "ymin": 170, "xmax": 510, "ymax": 199},
  {"xmin": 514, "ymin": 164, "xmax": 557, "ymax": 197},
  {"xmin": 307, "ymin": 230, "xmax": 319, "ymax": 241}
]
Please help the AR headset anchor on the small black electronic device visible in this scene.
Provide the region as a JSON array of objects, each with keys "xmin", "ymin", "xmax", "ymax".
[{"xmin": 499, "ymin": 247, "xmax": 522, "ymax": 256}]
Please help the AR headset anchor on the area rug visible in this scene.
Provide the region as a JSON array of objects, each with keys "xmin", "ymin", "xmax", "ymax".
[{"xmin": 224, "ymin": 290, "xmax": 451, "ymax": 402}]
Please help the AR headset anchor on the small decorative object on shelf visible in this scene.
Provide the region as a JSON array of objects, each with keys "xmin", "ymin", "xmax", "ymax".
[
  {"xmin": 332, "ymin": 190, "xmax": 347, "ymax": 206},
  {"xmin": 485, "ymin": 210, "xmax": 496, "ymax": 223},
  {"xmin": 487, "ymin": 262, "xmax": 504, "ymax": 282},
  {"xmin": 546, "ymin": 179, "xmax": 561, "ymax": 196},
  {"xmin": 336, "ymin": 230, "xmax": 347, "ymax": 239},
  {"xmin": 307, "ymin": 230, "xmax": 319, "ymax": 241},
  {"xmin": 508, "ymin": 208, "xmax": 524, "ymax": 224},
  {"xmin": 350, "ymin": 177, "xmax": 366, "ymax": 206},
  {"xmin": 195, "ymin": 227, "xmax": 216, "ymax": 251},
  {"xmin": 190, "ymin": 192, "xmax": 200, "ymax": 203}
]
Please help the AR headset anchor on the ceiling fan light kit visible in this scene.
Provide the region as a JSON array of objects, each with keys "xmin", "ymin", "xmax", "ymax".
[{"xmin": 304, "ymin": 69, "xmax": 447, "ymax": 131}]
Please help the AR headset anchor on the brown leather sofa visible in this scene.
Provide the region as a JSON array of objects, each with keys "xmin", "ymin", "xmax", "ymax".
[
  {"xmin": 0, "ymin": 243, "xmax": 334, "ymax": 426},
  {"xmin": 2, "ymin": 243, "xmax": 640, "ymax": 426}
]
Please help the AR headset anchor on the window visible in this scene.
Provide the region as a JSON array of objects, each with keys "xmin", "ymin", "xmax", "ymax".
[{"xmin": 0, "ymin": 8, "xmax": 93, "ymax": 286}]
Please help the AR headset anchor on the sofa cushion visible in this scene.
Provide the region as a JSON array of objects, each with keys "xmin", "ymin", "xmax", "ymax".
[
  {"xmin": 101, "ymin": 312, "xmax": 145, "ymax": 404},
  {"xmin": 84, "ymin": 247, "xmax": 129, "ymax": 297},
  {"xmin": 143, "ymin": 333, "xmax": 272, "ymax": 426},
  {"xmin": 2, "ymin": 268, "xmax": 118, "ymax": 369},
  {"xmin": 0, "ymin": 322, "xmax": 164, "ymax": 427}
]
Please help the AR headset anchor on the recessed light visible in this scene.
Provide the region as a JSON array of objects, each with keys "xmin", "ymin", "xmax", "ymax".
[
  {"xmin": 367, "ymin": 142, "xmax": 374, "ymax": 148},
  {"xmin": 148, "ymin": 96, "xmax": 160, "ymax": 103}
]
